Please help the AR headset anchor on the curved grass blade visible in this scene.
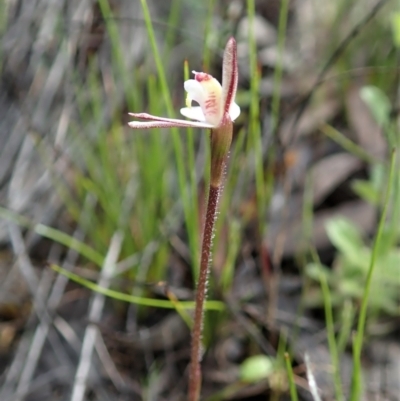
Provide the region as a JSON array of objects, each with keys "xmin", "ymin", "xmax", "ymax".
[
  {"xmin": 0, "ymin": 207, "xmax": 104, "ymax": 266},
  {"xmin": 36, "ymin": 225, "xmax": 104, "ymax": 266},
  {"xmin": 350, "ymin": 148, "xmax": 397, "ymax": 401},
  {"xmin": 51, "ymin": 264, "xmax": 225, "ymax": 311}
]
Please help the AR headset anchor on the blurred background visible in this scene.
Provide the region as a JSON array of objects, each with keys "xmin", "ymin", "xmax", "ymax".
[{"xmin": 0, "ymin": 0, "xmax": 399, "ymax": 400}]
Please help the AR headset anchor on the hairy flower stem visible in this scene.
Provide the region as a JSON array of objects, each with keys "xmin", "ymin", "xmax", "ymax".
[
  {"xmin": 188, "ymin": 121, "xmax": 232, "ymax": 401},
  {"xmin": 188, "ymin": 183, "xmax": 221, "ymax": 401},
  {"xmin": 127, "ymin": 36, "xmax": 239, "ymax": 401}
]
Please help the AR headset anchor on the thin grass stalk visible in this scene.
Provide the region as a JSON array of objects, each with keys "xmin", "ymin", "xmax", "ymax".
[
  {"xmin": 164, "ymin": 0, "xmax": 182, "ymax": 58},
  {"xmin": 284, "ymin": 352, "xmax": 299, "ymax": 401},
  {"xmin": 271, "ymin": 0, "xmax": 289, "ymax": 136},
  {"xmin": 270, "ymin": 332, "xmax": 289, "ymax": 401},
  {"xmin": 139, "ymin": 0, "xmax": 202, "ymax": 276},
  {"xmin": 350, "ymin": 148, "xmax": 397, "ymax": 401},
  {"xmin": 319, "ymin": 273, "xmax": 344, "ymax": 401},
  {"xmin": 320, "ymin": 124, "xmax": 377, "ymax": 164},
  {"xmin": 202, "ymin": 0, "xmax": 215, "ymax": 72},
  {"xmin": 246, "ymin": 0, "xmax": 265, "ymax": 235},
  {"xmin": 0, "ymin": 0, "xmax": 7, "ymax": 65},
  {"xmin": 337, "ymin": 301, "xmax": 355, "ymax": 354},
  {"xmin": 51, "ymin": 264, "xmax": 225, "ymax": 311},
  {"xmin": 97, "ymin": 0, "xmax": 138, "ymax": 109}
]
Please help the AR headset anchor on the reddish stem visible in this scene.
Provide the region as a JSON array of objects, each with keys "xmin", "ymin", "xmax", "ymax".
[{"xmin": 188, "ymin": 183, "xmax": 221, "ymax": 401}]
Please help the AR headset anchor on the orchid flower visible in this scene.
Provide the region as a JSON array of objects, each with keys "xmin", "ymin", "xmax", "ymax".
[
  {"xmin": 128, "ymin": 38, "xmax": 239, "ymax": 401},
  {"xmin": 128, "ymin": 37, "xmax": 240, "ymax": 131}
]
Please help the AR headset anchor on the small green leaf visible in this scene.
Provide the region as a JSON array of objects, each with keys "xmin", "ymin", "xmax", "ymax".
[
  {"xmin": 360, "ymin": 86, "xmax": 391, "ymax": 128},
  {"xmin": 240, "ymin": 355, "xmax": 275, "ymax": 383},
  {"xmin": 325, "ymin": 218, "xmax": 364, "ymax": 262},
  {"xmin": 375, "ymin": 229, "xmax": 397, "ymax": 258},
  {"xmin": 351, "ymin": 180, "xmax": 380, "ymax": 205},
  {"xmin": 306, "ymin": 263, "xmax": 332, "ymax": 282},
  {"xmin": 370, "ymin": 163, "xmax": 386, "ymax": 192},
  {"xmin": 391, "ymin": 12, "xmax": 400, "ymax": 47},
  {"xmin": 378, "ymin": 250, "xmax": 400, "ymax": 281},
  {"xmin": 340, "ymin": 279, "xmax": 364, "ymax": 298}
]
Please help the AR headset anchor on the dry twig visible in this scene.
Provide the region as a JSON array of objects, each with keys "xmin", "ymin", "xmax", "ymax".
[{"xmin": 70, "ymin": 231, "xmax": 123, "ymax": 401}]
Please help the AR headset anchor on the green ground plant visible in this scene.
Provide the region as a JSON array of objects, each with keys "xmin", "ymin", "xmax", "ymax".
[{"xmin": 305, "ymin": 74, "xmax": 399, "ymax": 401}]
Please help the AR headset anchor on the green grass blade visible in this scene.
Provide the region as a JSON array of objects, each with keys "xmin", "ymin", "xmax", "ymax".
[
  {"xmin": 319, "ymin": 272, "xmax": 344, "ymax": 401},
  {"xmin": 0, "ymin": 207, "xmax": 104, "ymax": 266},
  {"xmin": 246, "ymin": 0, "xmax": 265, "ymax": 236},
  {"xmin": 271, "ymin": 0, "xmax": 290, "ymax": 136},
  {"xmin": 350, "ymin": 148, "xmax": 397, "ymax": 401},
  {"xmin": 284, "ymin": 352, "xmax": 299, "ymax": 401},
  {"xmin": 139, "ymin": 0, "xmax": 201, "ymax": 277},
  {"xmin": 202, "ymin": 0, "xmax": 215, "ymax": 72},
  {"xmin": 320, "ymin": 124, "xmax": 377, "ymax": 164},
  {"xmin": 35, "ymin": 225, "xmax": 104, "ymax": 266},
  {"xmin": 51, "ymin": 264, "xmax": 225, "ymax": 311},
  {"xmin": 337, "ymin": 300, "xmax": 355, "ymax": 354},
  {"xmin": 164, "ymin": 0, "xmax": 182, "ymax": 57},
  {"xmin": 97, "ymin": 0, "xmax": 138, "ymax": 108}
]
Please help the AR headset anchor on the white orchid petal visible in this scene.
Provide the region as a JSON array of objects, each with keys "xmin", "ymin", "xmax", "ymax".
[
  {"xmin": 180, "ymin": 106, "xmax": 207, "ymax": 122},
  {"xmin": 184, "ymin": 80, "xmax": 205, "ymax": 106},
  {"xmin": 229, "ymin": 102, "xmax": 241, "ymax": 121},
  {"xmin": 187, "ymin": 72, "xmax": 223, "ymax": 126}
]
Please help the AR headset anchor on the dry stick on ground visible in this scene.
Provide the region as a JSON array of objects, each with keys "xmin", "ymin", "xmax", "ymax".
[
  {"xmin": 304, "ymin": 353, "xmax": 323, "ymax": 401},
  {"xmin": 5, "ymin": 224, "xmax": 78, "ymax": 399},
  {"xmin": 2, "ymin": 196, "xmax": 96, "ymax": 400},
  {"xmin": 0, "ymin": 329, "xmax": 31, "ymax": 401},
  {"xmin": 128, "ymin": 37, "xmax": 240, "ymax": 401},
  {"xmin": 0, "ymin": 259, "xmax": 54, "ymax": 401},
  {"xmin": 70, "ymin": 231, "xmax": 123, "ymax": 401},
  {"xmin": 94, "ymin": 334, "xmax": 131, "ymax": 393}
]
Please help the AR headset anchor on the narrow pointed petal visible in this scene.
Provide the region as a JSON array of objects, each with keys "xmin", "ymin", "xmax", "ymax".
[
  {"xmin": 221, "ymin": 37, "xmax": 238, "ymax": 115},
  {"xmin": 180, "ymin": 106, "xmax": 207, "ymax": 122},
  {"xmin": 129, "ymin": 112, "xmax": 213, "ymax": 127},
  {"xmin": 128, "ymin": 119, "xmax": 214, "ymax": 130},
  {"xmin": 129, "ymin": 112, "xmax": 187, "ymax": 123}
]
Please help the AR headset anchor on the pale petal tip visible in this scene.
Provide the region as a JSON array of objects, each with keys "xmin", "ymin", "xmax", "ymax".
[
  {"xmin": 227, "ymin": 36, "xmax": 236, "ymax": 47},
  {"xmin": 128, "ymin": 112, "xmax": 145, "ymax": 118},
  {"xmin": 224, "ymin": 37, "xmax": 237, "ymax": 57},
  {"xmin": 229, "ymin": 103, "xmax": 241, "ymax": 121},
  {"xmin": 222, "ymin": 36, "xmax": 238, "ymax": 115}
]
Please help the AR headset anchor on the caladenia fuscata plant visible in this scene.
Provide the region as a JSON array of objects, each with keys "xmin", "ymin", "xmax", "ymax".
[{"xmin": 128, "ymin": 37, "xmax": 240, "ymax": 401}]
